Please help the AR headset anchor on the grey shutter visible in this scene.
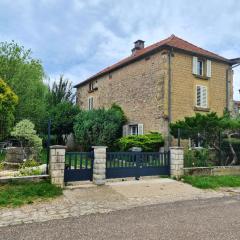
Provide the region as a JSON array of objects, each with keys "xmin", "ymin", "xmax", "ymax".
[
  {"xmin": 137, "ymin": 124, "xmax": 144, "ymax": 135},
  {"xmin": 206, "ymin": 60, "xmax": 211, "ymax": 78},
  {"xmin": 196, "ymin": 86, "xmax": 201, "ymax": 107},
  {"xmin": 122, "ymin": 125, "xmax": 129, "ymax": 136},
  {"xmin": 192, "ymin": 56, "xmax": 198, "ymax": 74}
]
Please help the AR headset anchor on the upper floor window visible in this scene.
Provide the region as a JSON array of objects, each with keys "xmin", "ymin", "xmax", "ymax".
[
  {"xmin": 193, "ymin": 56, "xmax": 211, "ymax": 78},
  {"xmin": 196, "ymin": 85, "xmax": 207, "ymax": 108},
  {"xmin": 88, "ymin": 97, "xmax": 93, "ymax": 110},
  {"xmin": 197, "ymin": 59, "xmax": 204, "ymax": 76},
  {"xmin": 88, "ymin": 81, "xmax": 98, "ymax": 92}
]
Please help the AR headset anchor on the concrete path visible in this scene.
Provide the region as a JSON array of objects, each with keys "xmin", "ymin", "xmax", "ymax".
[{"xmin": 0, "ymin": 178, "xmax": 233, "ymax": 227}]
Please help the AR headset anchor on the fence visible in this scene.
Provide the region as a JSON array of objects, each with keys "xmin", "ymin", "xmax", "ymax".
[{"xmin": 173, "ymin": 128, "xmax": 240, "ymax": 167}]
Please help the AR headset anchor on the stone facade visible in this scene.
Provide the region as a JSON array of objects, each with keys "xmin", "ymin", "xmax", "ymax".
[
  {"xmin": 49, "ymin": 145, "xmax": 66, "ymax": 188},
  {"xmin": 77, "ymin": 51, "xmax": 169, "ymax": 135},
  {"xmin": 92, "ymin": 146, "xmax": 107, "ymax": 185},
  {"xmin": 170, "ymin": 147, "xmax": 184, "ymax": 179},
  {"xmin": 76, "ymin": 48, "xmax": 233, "ymax": 136}
]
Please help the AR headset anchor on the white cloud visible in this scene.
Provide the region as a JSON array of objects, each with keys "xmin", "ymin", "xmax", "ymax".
[{"xmin": 0, "ymin": 0, "xmax": 239, "ymax": 98}]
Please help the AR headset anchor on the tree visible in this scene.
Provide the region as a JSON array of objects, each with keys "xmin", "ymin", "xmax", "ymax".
[
  {"xmin": 47, "ymin": 75, "xmax": 75, "ymax": 106},
  {"xmin": 0, "ymin": 78, "xmax": 18, "ymax": 140},
  {"xmin": 0, "ymin": 41, "xmax": 47, "ymax": 130},
  {"xmin": 74, "ymin": 105, "xmax": 126, "ymax": 150},
  {"xmin": 170, "ymin": 112, "xmax": 240, "ymax": 165},
  {"xmin": 48, "ymin": 101, "xmax": 80, "ymax": 144},
  {"xmin": 11, "ymin": 119, "xmax": 42, "ymax": 158}
]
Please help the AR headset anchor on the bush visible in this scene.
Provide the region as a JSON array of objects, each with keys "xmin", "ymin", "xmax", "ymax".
[
  {"xmin": 11, "ymin": 119, "xmax": 42, "ymax": 157},
  {"xmin": 184, "ymin": 148, "xmax": 211, "ymax": 167},
  {"xmin": 118, "ymin": 132, "xmax": 164, "ymax": 152},
  {"xmin": 74, "ymin": 104, "xmax": 126, "ymax": 150}
]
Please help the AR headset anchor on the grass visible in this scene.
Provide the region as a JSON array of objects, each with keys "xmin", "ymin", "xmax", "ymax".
[
  {"xmin": 182, "ymin": 175, "xmax": 240, "ymax": 189},
  {"xmin": 0, "ymin": 180, "xmax": 62, "ymax": 208}
]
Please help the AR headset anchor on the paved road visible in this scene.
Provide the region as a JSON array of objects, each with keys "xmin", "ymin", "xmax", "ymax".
[{"xmin": 1, "ymin": 196, "xmax": 240, "ymax": 240}]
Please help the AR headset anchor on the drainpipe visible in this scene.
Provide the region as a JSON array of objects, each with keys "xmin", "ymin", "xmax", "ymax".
[
  {"xmin": 167, "ymin": 48, "xmax": 173, "ymax": 147},
  {"xmin": 226, "ymin": 68, "xmax": 229, "ymax": 111}
]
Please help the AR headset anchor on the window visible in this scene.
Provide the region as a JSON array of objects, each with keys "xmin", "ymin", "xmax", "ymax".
[
  {"xmin": 193, "ymin": 57, "xmax": 211, "ymax": 78},
  {"xmin": 197, "ymin": 59, "xmax": 204, "ymax": 76},
  {"xmin": 88, "ymin": 97, "xmax": 93, "ymax": 110},
  {"xmin": 88, "ymin": 81, "xmax": 98, "ymax": 92},
  {"xmin": 196, "ymin": 85, "xmax": 207, "ymax": 108},
  {"xmin": 122, "ymin": 124, "xmax": 144, "ymax": 136},
  {"xmin": 130, "ymin": 125, "xmax": 138, "ymax": 135}
]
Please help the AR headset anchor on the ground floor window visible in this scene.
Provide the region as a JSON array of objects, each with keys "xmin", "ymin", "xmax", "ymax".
[{"xmin": 123, "ymin": 123, "xmax": 144, "ymax": 136}]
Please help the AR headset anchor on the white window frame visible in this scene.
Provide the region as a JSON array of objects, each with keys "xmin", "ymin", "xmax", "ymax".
[
  {"xmin": 197, "ymin": 59, "xmax": 204, "ymax": 76},
  {"xmin": 88, "ymin": 96, "xmax": 93, "ymax": 110},
  {"xmin": 196, "ymin": 85, "xmax": 208, "ymax": 108}
]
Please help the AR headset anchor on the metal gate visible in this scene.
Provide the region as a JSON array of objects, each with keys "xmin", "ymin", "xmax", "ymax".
[
  {"xmin": 64, "ymin": 152, "xmax": 94, "ymax": 182},
  {"xmin": 106, "ymin": 151, "xmax": 170, "ymax": 179}
]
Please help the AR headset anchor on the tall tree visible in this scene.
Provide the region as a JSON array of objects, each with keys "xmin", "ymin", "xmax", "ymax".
[
  {"xmin": 0, "ymin": 41, "xmax": 47, "ymax": 130},
  {"xmin": 47, "ymin": 75, "xmax": 75, "ymax": 106},
  {"xmin": 0, "ymin": 78, "xmax": 18, "ymax": 140}
]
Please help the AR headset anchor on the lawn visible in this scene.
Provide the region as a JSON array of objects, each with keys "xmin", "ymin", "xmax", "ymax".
[
  {"xmin": 0, "ymin": 180, "xmax": 62, "ymax": 208},
  {"xmin": 182, "ymin": 175, "xmax": 240, "ymax": 189}
]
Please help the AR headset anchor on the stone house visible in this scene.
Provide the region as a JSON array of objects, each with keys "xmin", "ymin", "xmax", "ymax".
[{"xmin": 75, "ymin": 35, "xmax": 238, "ymax": 138}]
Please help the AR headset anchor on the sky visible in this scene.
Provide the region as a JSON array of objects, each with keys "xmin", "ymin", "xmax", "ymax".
[{"xmin": 0, "ymin": 0, "xmax": 239, "ymax": 99}]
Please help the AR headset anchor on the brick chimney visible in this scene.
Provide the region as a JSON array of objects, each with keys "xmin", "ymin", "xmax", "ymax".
[{"xmin": 131, "ymin": 40, "xmax": 145, "ymax": 55}]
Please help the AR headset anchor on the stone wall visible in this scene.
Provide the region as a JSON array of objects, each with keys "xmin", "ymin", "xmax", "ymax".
[
  {"xmin": 184, "ymin": 166, "xmax": 240, "ymax": 176},
  {"xmin": 76, "ymin": 50, "xmax": 169, "ymax": 135}
]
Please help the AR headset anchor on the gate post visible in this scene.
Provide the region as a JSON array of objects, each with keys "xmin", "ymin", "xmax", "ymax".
[
  {"xmin": 92, "ymin": 146, "xmax": 107, "ymax": 185},
  {"xmin": 170, "ymin": 147, "xmax": 184, "ymax": 179},
  {"xmin": 49, "ymin": 145, "xmax": 66, "ymax": 188}
]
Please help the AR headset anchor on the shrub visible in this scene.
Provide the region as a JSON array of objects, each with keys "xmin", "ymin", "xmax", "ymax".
[
  {"xmin": 74, "ymin": 104, "xmax": 126, "ymax": 150},
  {"xmin": 118, "ymin": 132, "xmax": 164, "ymax": 152},
  {"xmin": 11, "ymin": 119, "xmax": 42, "ymax": 156},
  {"xmin": 184, "ymin": 148, "xmax": 210, "ymax": 167}
]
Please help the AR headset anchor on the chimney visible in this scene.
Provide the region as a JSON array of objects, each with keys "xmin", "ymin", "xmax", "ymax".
[{"xmin": 131, "ymin": 40, "xmax": 145, "ymax": 55}]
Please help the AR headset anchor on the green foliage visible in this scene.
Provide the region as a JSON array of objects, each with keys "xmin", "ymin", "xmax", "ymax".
[
  {"xmin": 0, "ymin": 180, "xmax": 62, "ymax": 207},
  {"xmin": 118, "ymin": 132, "xmax": 164, "ymax": 152},
  {"xmin": 47, "ymin": 75, "xmax": 75, "ymax": 105},
  {"xmin": 11, "ymin": 119, "xmax": 42, "ymax": 155},
  {"xmin": 0, "ymin": 79, "xmax": 18, "ymax": 140},
  {"xmin": 0, "ymin": 41, "xmax": 47, "ymax": 130},
  {"xmin": 182, "ymin": 175, "xmax": 240, "ymax": 189},
  {"xmin": 74, "ymin": 105, "xmax": 126, "ymax": 150},
  {"xmin": 48, "ymin": 101, "xmax": 80, "ymax": 144},
  {"xmin": 184, "ymin": 148, "xmax": 211, "ymax": 167}
]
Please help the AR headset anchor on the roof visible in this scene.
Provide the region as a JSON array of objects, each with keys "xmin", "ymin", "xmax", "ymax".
[{"xmin": 74, "ymin": 34, "xmax": 231, "ymax": 88}]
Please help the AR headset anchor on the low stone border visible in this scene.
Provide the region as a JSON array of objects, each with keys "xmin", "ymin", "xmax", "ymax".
[
  {"xmin": 183, "ymin": 165, "xmax": 240, "ymax": 176},
  {"xmin": 0, "ymin": 175, "xmax": 49, "ymax": 184}
]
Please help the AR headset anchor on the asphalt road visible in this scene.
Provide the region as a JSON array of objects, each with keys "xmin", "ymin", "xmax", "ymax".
[{"xmin": 1, "ymin": 196, "xmax": 240, "ymax": 240}]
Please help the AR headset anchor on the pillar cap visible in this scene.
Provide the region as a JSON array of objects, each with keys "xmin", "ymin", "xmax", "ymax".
[
  {"xmin": 92, "ymin": 146, "xmax": 108, "ymax": 149},
  {"xmin": 50, "ymin": 145, "xmax": 67, "ymax": 149}
]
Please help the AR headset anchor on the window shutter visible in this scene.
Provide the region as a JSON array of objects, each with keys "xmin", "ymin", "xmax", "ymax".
[
  {"xmin": 196, "ymin": 86, "xmax": 201, "ymax": 107},
  {"xmin": 206, "ymin": 60, "xmax": 211, "ymax": 77},
  {"xmin": 192, "ymin": 56, "xmax": 198, "ymax": 74},
  {"xmin": 122, "ymin": 125, "xmax": 129, "ymax": 136},
  {"xmin": 137, "ymin": 124, "xmax": 144, "ymax": 135},
  {"xmin": 201, "ymin": 86, "xmax": 207, "ymax": 107}
]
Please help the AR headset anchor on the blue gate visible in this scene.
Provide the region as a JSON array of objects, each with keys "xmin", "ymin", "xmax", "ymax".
[
  {"xmin": 64, "ymin": 152, "xmax": 94, "ymax": 182},
  {"xmin": 106, "ymin": 151, "xmax": 170, "ymax": 179}
]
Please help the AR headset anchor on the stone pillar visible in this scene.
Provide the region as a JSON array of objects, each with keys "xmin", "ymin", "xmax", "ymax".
[
  {"xmin": 92, "ymin": 146, "xmax": 107, "ymax": 185},
  {"xmin": 170, "ymin": 147, "xmax": 184, "ymax": 179},
  {"xmin": 49, "ymin": 145, "xmax": 66, "ymax": 188}
]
